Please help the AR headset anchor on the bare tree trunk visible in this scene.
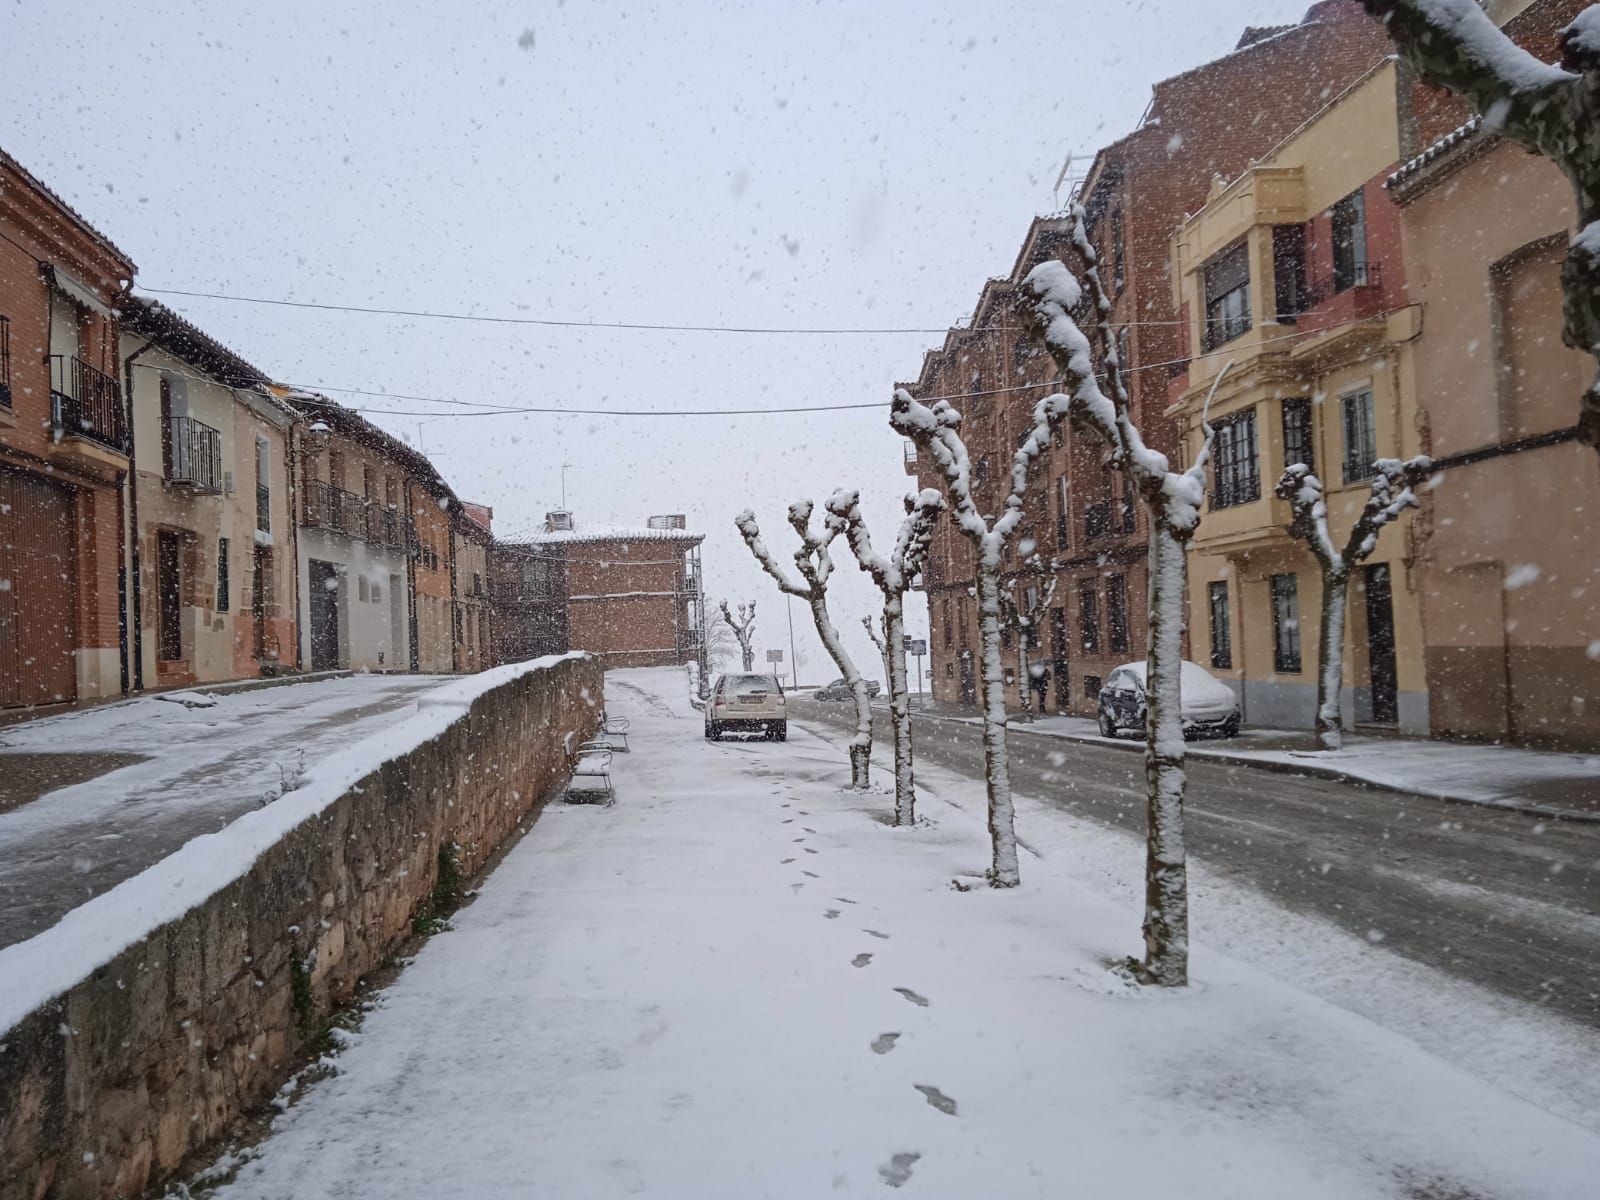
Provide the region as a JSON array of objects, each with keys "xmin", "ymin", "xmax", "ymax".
[
  {"xmin": 810, "ymin": 594, "xmax": 871, "ymax": 789},
  {"xmin": 1316, "ymin": 569, "xmax": 1349, "ymax": 753},
  {"xmin": 975, "ymin": 567, "xmax": 1020, "ymax": 887},
  {"xmin": 1141, "ymin": 525, "xmax": 1190, "ymax": 986},
  {"xmin": 742, "ymin": 646, "xmax": 754, "ymax": 672},
  {"xmin": 1016, "ymin": 642, "xmax": 1031, "ymax": 719},
  {"xmin": 885, "ymin": 599, "xmax": 915, "ymax": 825}
]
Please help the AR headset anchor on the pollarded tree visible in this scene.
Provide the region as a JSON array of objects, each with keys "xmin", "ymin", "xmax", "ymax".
[
  {"xmin": 998, "ymin": 566, "xmax": 1058, "ymax": 721},
  {"xmin": 861, "ymin": 615, "xmax": 892, "ymax": 690},
  {"xmin": 889, "ymin": 389, "xmax": 1065, "ymax": 888},
  {"xmin": 1275, "ymin": 456, "xmax": 1432, "ymax": 752},
  {"xmin": 719, "ymin": 599, "xmax": 757, "ymax": 672},
  {"xmin": 1360, "ymin": 0, "xmax": 1600, "ymax": 458},
  {"xmin": 826, "ymin": 487, "xmax": 945, "ymax": 827},
  {"xmin": 735, "ymin": 501, "xmax": 874, "ymax": 788},
  {"xmin": 1021, "ymin": 202, "xmax": 1226, "ymax": 987}
]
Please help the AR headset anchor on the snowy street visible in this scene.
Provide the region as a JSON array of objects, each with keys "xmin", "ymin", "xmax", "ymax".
[
  {"xmin": 0, "ymin": 674, "xmax": 447, "ymax": 949},
  {"xmin": 196, "ymin": 667, "xmax": 1600, "ymax": 1200},
  {"xmin": 792, "ymin": 694, "xmax": 1600, "ymax": 1030}
]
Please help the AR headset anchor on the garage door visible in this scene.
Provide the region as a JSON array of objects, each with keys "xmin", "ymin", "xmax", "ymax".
[{"xmin": 0, "ymin": 467, "xmax": 78, "ymax": 707}]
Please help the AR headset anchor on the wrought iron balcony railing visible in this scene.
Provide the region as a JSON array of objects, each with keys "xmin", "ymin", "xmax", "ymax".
[
  {"xmin": 49, "ymin": 355, "xmax": 127, "ymax": 454},
  {"xmin": 167, "ymin": 416, "xmax": 223, "ymax": 493}
]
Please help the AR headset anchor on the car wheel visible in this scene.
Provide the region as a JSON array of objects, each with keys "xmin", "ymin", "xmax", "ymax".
[
  {"xmin": 1221, "ymin": 717, "xmax": 1240, "ymax": 739},
  {"xmin": 707, "ymin": 723, "xmax": 721, "ymax": 741},
  {"xmin": 775, "ymin": 723, "xmax": 788, "ymax": 742},
  {"xmin": 1097, "ymin": 712, "xmax": 1117, "ymax": 738}
]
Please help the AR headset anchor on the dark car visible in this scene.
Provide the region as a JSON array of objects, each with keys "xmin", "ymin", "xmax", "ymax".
[
  {"xmin": 1097, "ymin": 661, "xmax": 1241, "ymax": 740},
  {"xmin": 813, "ymin": 677, "xmax": 882, "ymax": 701}
]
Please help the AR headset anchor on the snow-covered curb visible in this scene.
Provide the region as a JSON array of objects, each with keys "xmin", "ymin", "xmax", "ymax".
[
  {"xmin": 0, "ymin": 653, "xmax": 591, "ymax": 1035},
  {"xmin": 890, "ymin": 705, "xmax": 1600, "ymax": 824}
]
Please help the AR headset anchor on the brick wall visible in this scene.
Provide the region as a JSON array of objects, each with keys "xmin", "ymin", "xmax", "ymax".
[{"xmin": 0, "ymin": 653, "xmax": 602, "ymax": 1199}]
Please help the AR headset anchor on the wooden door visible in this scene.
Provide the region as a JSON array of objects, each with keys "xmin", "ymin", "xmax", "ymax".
[
  {"xmin": 0, "ymin": 468, "xmax": 78, "ymax": 706},
  {"xmin": 157, "ymin": 531, "xmax": 183, "ymax": 662},
  {"xmin": 308, "ymin": 559, "xmax": 340, "ymax": 670}
]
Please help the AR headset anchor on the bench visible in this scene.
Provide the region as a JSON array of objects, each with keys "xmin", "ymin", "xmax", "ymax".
[
  {"xmin": 566, "ymin": 742, "xmax": 614, "ymax": 805},
  {"xmin": 597, "ymin": 713, "xmax": 631, "ymax": 753}
]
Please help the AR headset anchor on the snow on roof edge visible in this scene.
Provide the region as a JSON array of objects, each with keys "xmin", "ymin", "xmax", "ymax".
[{"xmin": 0, "ymin": 652, "xmax": 595, "ymax": 1035}]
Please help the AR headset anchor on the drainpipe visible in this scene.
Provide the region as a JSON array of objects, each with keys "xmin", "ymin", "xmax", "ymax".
[
  {"xmin": 446, "ymin": 502, "xmax": 460, "ymax": 672},
  {"xmin": 405, "ymin": 482, "xmax": 419, "ymax": 673},
  {"xmin": 286, "ymin": 415, "xmax": 304, "ymax": 670},
  {"xmin": 122, "ymin": 336, "xmax": 158, "ymax": 692}
]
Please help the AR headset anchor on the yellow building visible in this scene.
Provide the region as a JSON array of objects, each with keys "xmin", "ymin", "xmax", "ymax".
[{"xmin": 1169, "ymin": 60, "xmax": 1430, "ymax": 735}]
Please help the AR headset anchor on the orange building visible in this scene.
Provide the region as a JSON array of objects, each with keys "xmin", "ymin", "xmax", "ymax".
[{"xmin": 0, "ymin": 147, "xmax": 136, "ymax": 710}]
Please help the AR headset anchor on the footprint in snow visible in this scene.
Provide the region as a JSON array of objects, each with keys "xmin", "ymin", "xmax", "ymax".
[
  {"xmin": 878, "ymin": 1152, "xmax": 921, "ymax": 1189},
  {"xmin": 782, "ymin": 819, "xmax": 794, "ymax": 824},
  {"xmin": 893, "ymin": 987, "xmax": 929, "ymax": 1007},
  {"xmin": 863, "ymin": 929, "xmax": 890, "ymax": 940},
  {"xmin": 804, "ymin": 848, "xmax": 819, "ymax": 855},
  {"xmin": 870, "ymin": 1032, "xmax": 900, "ymax": 1055},
  {"xmin": 852, "ymin": 953, "xmax": 873, "ymax": 968},
  {"xmin": 780, "ymin": 857, "xmax": 796, "ymax": 864},
  {"xmin": 824, "ymin": 909, "xmax": 841, "ymax": 920},
  {"xmin": 792, "ymin": 837, "xmax": 806, "ymax": 844},
  {"xmin": 914, "ymin": 1084, "xmax": 957, "ymax": 1116},
  {"xmin": 797, "ymin": 810, "xmax": 810, "ymax": 816},
  {"xmin": 802, "ymin": 827, "xmax": 816, "ymax": 834},
  {"xmin": 802, "ymin": 870, "xmax": 819, "ymax": 878},
  {"xmin": 835, "ymin": 897, "xmax": 857, "ymax": 905}
]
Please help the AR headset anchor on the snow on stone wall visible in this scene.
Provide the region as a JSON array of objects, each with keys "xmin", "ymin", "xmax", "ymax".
[{"xmin": 0, "ymin": 652, "xmax": 602, "ymax": 1200}]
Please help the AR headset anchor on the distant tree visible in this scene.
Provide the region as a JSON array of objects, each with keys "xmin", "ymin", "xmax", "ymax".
[
  {"xmin": 736, "ymin": 501, "xmax": 874, "ymax": 788},
  {"xmin": 705, "ymin": 615, "xmax": 740, "ymax": 674},
  {"xmin": 998, "ymin": 565, "xmax": 1057, "ymax": 721},
  {"xmin": 827, "ymin": 488, "xmax": 945, "ymax": 826},
  {"xmin": 890, "ymin": 388, "xmax": 1063, "ymax": 888},
  {"xmin": 1360, "ymin": 0, "xmax": 1600, "ymax": 458},
  {"xmin": 1022, "ymin": 202, "xmax": 1228, "ymax": 987},
  {"xmin": 719, "ymin": 599, "xmax": 757, "ymax": 671},
  {"xmin": 1275, "ymin": 456, "xmax": 1432, "ymax": 751}
]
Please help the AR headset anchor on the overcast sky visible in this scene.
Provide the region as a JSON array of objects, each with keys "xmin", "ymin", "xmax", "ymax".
[{"xmin": 4, "ymin": 0, "xmax": 1317, "ymax": 682}]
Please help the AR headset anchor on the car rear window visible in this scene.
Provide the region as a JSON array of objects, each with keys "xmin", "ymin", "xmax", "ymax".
[{"xmin": 726, "ymin": 674, "xmax": 780, "ymax": 693}]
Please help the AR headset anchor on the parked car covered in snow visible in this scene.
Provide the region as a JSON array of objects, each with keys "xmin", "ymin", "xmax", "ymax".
[
  {"xmin": 813, "ymin": 677, "xmax": 882, "ymax": 702},
  {"xmin": 1096, "ymin": 661, "xmax": 1241, "ymax": 740},
  {"xmin": 705, "ymin": 672, "xmax": 787, "ymax": 741}
]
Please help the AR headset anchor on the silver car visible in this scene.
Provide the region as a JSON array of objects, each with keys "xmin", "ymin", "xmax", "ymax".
[
  {"xmin": 705, "ymin": 673, "xmax": 787, "ymax": 741},
  {"xmin": 1096, "ymin": 661, "xmax": 1241, "ymax": 740}
]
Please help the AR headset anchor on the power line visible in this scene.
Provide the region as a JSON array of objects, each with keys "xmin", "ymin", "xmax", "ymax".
[{"xmin": 137, "ymin": 284, "xmax": 1195, "ymax": 335}]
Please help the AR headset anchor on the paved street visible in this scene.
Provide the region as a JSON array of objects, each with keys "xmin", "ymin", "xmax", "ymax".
[
  {"xmin": 0, "ymin": 674, "xmax": 448, "ymax": 949},
  {"xmin": 790, "ymin": 697, "xmax": 1600, "ymax": 1030}
]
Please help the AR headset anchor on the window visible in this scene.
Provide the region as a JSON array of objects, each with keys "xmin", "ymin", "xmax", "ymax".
[
  {"xmin": 1202, "ymin": 241, "xmax": 1251, "ymax": 350},
  {"xmin": 1341, "ymin": 389, "xmax": 1377, "ymax": 482},
  {"xmin": 1023, "ymin": 586, "xmax": 1041, "ymax": 650},
  {"xmin": 1050, "ymin": 606, "xmax": 1067, "ymax": 669},
  {"xmin": 1055, "ymin": 474, "xmax": 1070, "ymax": 548},
  {"xmin": 1211, "ymin": 408, "xmax": 1260, "ymax": 507},
  {"xmin": 0, "ymin": 314, "xmax": 11, "ymax": 407},
  {"xmin": 372, "ymin": 580, "xmax": 382, "ymax": 603},
  {"xmin": 1208, "ymin": 580, "xmax": 1232, "ymax": 669},
  {"xmin": 1272, "ymin": 573, "xmax": 1302, "ymax": 673},
  {"xmin": 1079, "ymin": 581, "xmax": 1100, "ymax": 654},
  {"xmin": 942, "ymin": 598, "xmax": 953, "ymax": 648},
  {"xmin": 159, "ymin": 377, "xmax": 174, "ymax": 478},
  {"xmin": 255, "ymin": 436, "xmax": 271, "ymax": 534},
  {"xmin": 216, "ymin": 537, "xmax": 230, "ymax": 612},
  {"xmin": 358, "ymin": 575, "xmax": 370, "ymax": 602},
  {"xmin": 1118, "ymin": 472, "xmax": 1136, "ymax": 533},
  {"xmin": 1107, "ymin": 575, "xmax": 1129, "ymax": 653},
  {"xmin": 1110, "ymin": 208, "xmax": 1126, "ymax": 295},
  {"xmin": 1272, "ymin": 225, "xmax": 1306, "ymax": 321},
  {"xmin": 1331, "ymin": 189, "xmax": 1369, "ymax": 292},
  {"xmin": 1281, "ymin": 397, "xmax": 1314, "ymax": 473}
]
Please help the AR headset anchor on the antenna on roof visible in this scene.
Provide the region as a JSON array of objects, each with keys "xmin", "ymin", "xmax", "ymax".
[
  {"xmin": 560, "ymin": 460, "xmax": 573, "ymax": 509},
  {"xmin": 1052, "ymin": 153, "xmax": 1074, "ymax": 211}
]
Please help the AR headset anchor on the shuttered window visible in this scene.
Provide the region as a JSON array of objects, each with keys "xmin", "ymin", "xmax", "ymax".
[
  {"xmin": 217, "ymin": 537, "xmax": 230, "ymax": 612},
  {"xmin": 1202, "ymin": 241, "xmax": 1251, "ymax": 350}
]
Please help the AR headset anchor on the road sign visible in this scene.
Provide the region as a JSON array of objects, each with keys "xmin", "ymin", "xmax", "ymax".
[
  {"xmin": 908, "ymin": 638, "xmax": 928, "ymax": 656},
  {"xmin": 766, "ymin": 649, "xmax": 784, "ymax": 663}
]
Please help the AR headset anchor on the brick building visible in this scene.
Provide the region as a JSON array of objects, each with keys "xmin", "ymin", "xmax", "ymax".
[
  {"xmin": 491, "ymin": 511, "xmax": 707, "ymax": 670},
  {"xmin": 0, "ymin": 148, "xmax": 135, "ymax": 710},
  {"xmin": 452, "ymin": 502, "xmax": 494, "ymax": 673},
  {"xmin": 903, "ymin": 1, "xmax": 1391, "ymax": 716}
]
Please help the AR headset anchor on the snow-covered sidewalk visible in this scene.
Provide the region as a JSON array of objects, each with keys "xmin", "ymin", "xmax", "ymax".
[
  {"xmin": 200, "ymin": 667, "xmax": 1600, "ymax": 1200},
  {"xmin": 902, "ymin": 704, "xmax": 1600, "ymax": 821}
]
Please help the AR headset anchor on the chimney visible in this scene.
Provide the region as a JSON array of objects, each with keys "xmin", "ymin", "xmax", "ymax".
[
  {"xmin": 545, "ymin": 510, "xmax": 574, "ymax": 532},
  {"xmin": 647, "ymin": 514, "xmax": 686, "ymax": 530}
]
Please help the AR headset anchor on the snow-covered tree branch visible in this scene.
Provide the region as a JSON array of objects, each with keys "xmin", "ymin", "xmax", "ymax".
[
  {"xmin": 1360, "ymin": 0, "xmax": 1600, "ymax": 458},
  {"xmin": 889, "ymin": 376, "xmax": 1064, "ymax": 886},
  {"xmin": 1275, "ymin": 455, "xmax": 1432, "ymax": 752},
  {"xmin": 826, "ymin": 487, "xmax": 944, "ymax": 826},
  {"xmin": 735, "ymin": 502, "xmax": 874, "ymax": 788},
  {"xmin": 1021, "ymin": 201, "xmax": 1218, "ymax": 986},
  {"xmin": 719, "ymin": 599, "xmax": 757, "ymax": 672}
]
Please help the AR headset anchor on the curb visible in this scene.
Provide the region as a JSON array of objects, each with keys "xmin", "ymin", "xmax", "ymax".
[{"xmin": 801, "ymin": 700, "xmax": 1600, "ymax": 827}]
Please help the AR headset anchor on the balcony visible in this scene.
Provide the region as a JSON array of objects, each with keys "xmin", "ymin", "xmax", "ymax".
[
  {"xmin": 167, "ymin": 416, "xmax": 223, "ymax": 493},
  {"xmin": 1084, "ymin": 499, "xmax": 1114, "ymax": 542},
  {"xmin": 301, "ymin": 479, "xmax": 367, "ymax": 539},
  {"xmin": 49, "ymin": 355, "xmax": 128, "ymax": 472},
  {"xmin": 1297, "ymin": 261, "xmax": 1383, "ymax": 315}
]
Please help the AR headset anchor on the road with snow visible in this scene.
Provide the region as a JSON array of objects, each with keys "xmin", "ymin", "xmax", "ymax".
[
  {"xmin": 0, "ymin": 674, "xmax": 447, "ymax": 949},
  {"xmin": 191, "ymin": 666, "xmax": 1598, "ymax": 1200},
  {"xmin": 790, "ymin": 697, "xmax": 1600, "ymax": 1030}
]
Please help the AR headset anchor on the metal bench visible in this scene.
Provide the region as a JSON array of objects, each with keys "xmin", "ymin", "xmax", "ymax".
[
  {"xmin": 597, "ymin": 713, "xmax": 631, "ymax": 752},
  {"xmin": 566, "ymin": 743, "xmax": 615, "ymax": 805}
]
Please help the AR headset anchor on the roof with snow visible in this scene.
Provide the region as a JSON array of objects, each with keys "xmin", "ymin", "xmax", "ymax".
[
  {"xmin": 1385, "ymin": 116, "xmax": 1489, "ymax": 198},
  {"xmin": 514, "ymin": 524, "xmax": 703, "ymax": 547},
  {"xmin": 0, "ymin": 145, "xmax": 136, "ymax": 273},
  {"xmin": 121, "ymin": 295, "xmax": 279, "ymax": 391}
]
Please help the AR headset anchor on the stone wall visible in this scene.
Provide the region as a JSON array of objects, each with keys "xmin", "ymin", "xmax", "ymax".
[{"xmin": 0, "ymin": 654, "xmax": 602, "ymax": 1199}]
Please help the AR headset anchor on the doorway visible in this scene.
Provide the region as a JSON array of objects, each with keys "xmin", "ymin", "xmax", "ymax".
[
  {"xmin": 0, "ymin": 467, "xmax": 77, "ymax": 706},
  {"xmin": 958, "ymin": 651, "xmax": 976, "ymax": 706},
  {"xmin": 157, "ymin": 530, "xmax": 183, "ymax": 662},
  {"xmin": 252, "ymin": 545, "xmax": 270, "ymax": 660},
  {"xmin": 308, "ymin": 559, "xmax": 340, "ymax": 671},
  {"xmin": 1364, "ymin": 563, "xmax": 1398, "ymax": 724}
]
